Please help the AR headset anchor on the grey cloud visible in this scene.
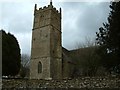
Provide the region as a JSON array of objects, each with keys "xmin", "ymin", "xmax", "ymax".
[
  {"xmin": 1, "ymin": 2, "xmax": 111, "ymax": 54},
  {"xmin": 1, "ymin": 2, "xmax": 34, "ymax": 34},
  {"xmin": 62, "ymin": 2, "xmax": 89, "ymax": 8},
  {"xmin": 62, "ymin": 2, "xmax": 110, "ymax": 50},
  {"xmin": 8, "ymin": 15, "xmax": 32, "ymax": 34},
  {"xmin": 76, "ymin": 2, "xmax": 110, "ymax": 36},
  {"xmin": 14, "ymin": 32, "xmax": 32, "ymax": 55},
  {"xmin": 1, "ymin": 2, "xmax": 34, "ymax": 54}
]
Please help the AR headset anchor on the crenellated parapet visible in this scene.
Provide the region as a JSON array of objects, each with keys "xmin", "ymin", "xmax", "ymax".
[
  {"xmin": 34, "ymin": 3, "xmax": 61, "ymax": 17},
  {"xmin": 33, "ymin": 2, "xmax": 62, "ymax": 30}
]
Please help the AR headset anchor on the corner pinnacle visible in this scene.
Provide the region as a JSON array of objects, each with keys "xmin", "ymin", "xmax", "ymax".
[{"xmin": 50, "ymin": 0, "xmax": 52, "ymax": 5}]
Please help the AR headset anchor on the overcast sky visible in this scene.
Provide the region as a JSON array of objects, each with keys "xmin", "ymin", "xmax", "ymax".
[{"xmin": 0, "ymin": 0, "xmax": 111, "ymax": 55}]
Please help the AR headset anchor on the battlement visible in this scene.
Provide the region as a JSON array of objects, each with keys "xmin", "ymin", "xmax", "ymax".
[{"xmin": 34, "ymin": 4, "xmax": 61, "ymax": 15}]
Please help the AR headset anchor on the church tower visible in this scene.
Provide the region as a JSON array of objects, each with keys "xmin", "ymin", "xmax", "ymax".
[{"xmin": 30, "ymin": 1, "xmax": 62, "ymax": 79}]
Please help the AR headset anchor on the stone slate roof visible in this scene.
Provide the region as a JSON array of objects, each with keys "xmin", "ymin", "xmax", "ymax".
[{"xmin": 62, "ymin": 47, "xmax": 75, "ymax": 64}]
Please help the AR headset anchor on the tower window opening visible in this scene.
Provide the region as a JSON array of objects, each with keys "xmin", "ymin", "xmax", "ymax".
[{"xmin": 38, "ymin": 61, "xmax": 42, "ymax": 73}]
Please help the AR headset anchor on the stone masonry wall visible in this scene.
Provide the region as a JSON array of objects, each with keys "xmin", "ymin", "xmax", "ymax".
[{"xmin": 2, "ymin": 77, "xmax": 120, "ymax": 89}]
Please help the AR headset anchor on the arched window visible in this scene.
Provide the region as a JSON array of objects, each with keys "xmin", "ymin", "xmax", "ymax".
[{"xmin": 38, "ymin": 61, "xmax": 42, "ymax": 73}]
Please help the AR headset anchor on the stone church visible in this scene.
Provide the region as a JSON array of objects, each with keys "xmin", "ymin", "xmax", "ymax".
[{"xmin": 30, "ymin": 1, "xmax": 74, "ymax": 80}]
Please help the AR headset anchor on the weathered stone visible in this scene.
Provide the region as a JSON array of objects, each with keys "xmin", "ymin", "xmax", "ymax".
[
  {"xmin": 2, "ymin": 77, "xmax": 120, "ymax": 89},
  {"xmin": 30, "ymin": 2, "xmax": 62, "ymax": 80}
]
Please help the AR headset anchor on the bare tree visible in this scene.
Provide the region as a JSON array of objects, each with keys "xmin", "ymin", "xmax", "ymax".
[
  {"xmin": 75, "ymin": 37, "xmax": 97, "ymax": 49},
  {"xmin": 72, "ymin": 37, "xmax": 101, "ymax": 77},
  {"xmin": 21, "ymin": 54, "xmax": 30, "ymax": 67},
  {"xmin": 20, "ymin": 54, "xmax": 30, "ymax": 78}
]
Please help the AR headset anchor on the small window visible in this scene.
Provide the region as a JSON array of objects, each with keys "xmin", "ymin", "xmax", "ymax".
[
  {"xmin": 38, "ymin": 61, "xmax": 42, "ymax": 73},
  {"xmin": 33, "ymin": 38, "xmax": 35, "ymax": 41}
]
